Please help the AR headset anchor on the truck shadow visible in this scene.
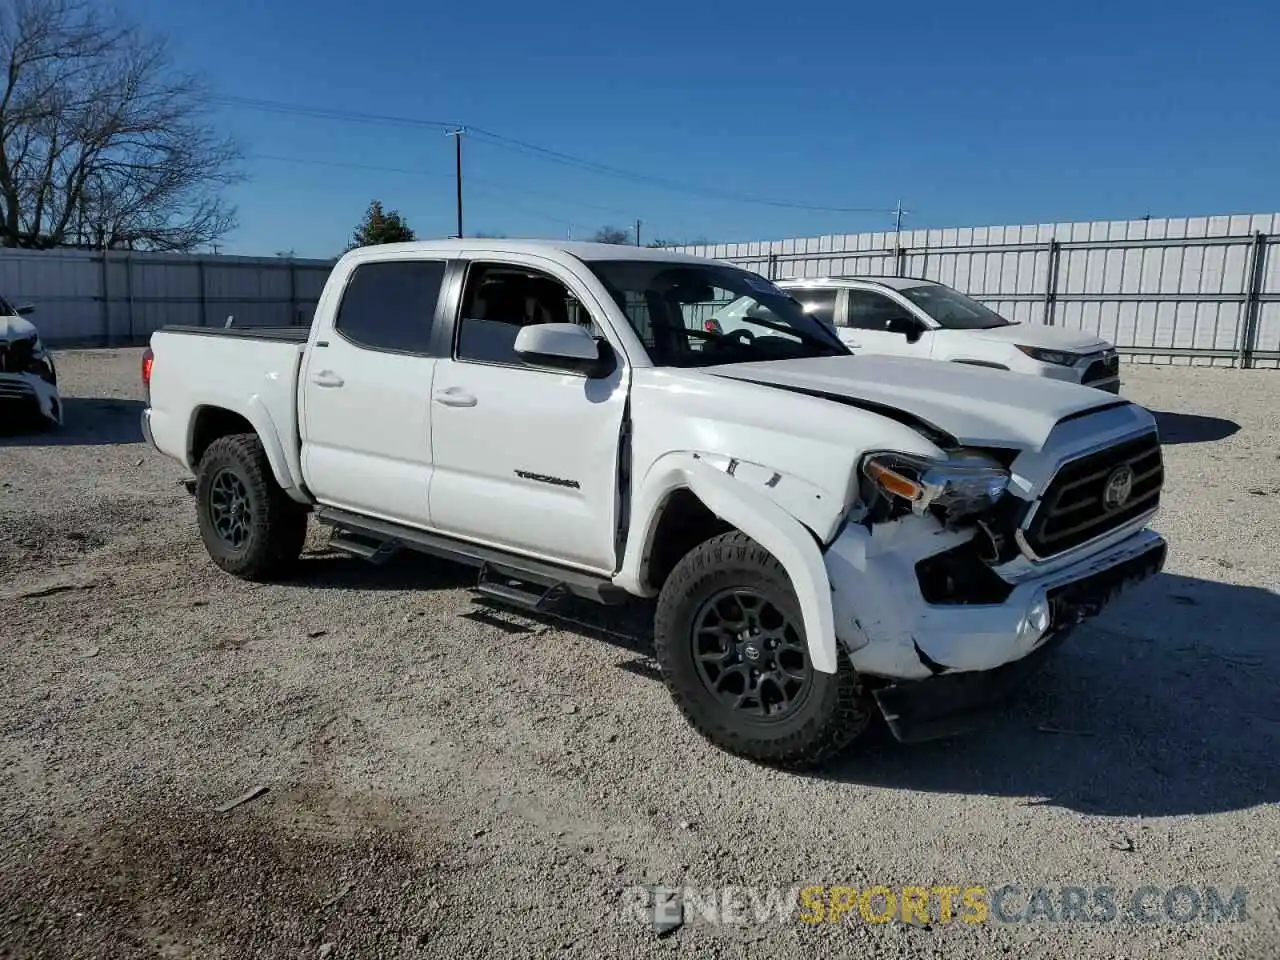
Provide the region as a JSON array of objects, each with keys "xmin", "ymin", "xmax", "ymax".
[
  {"xmin": 816, "ymin": 571, "xmax": 1280, "ymax": 817},
  {"xmin": 1150, "ymin": 410, "xmax": 1240, "ymax": 444},
  {"xmin": 0, "ymin": 398, "xmax": 144, "ymax": 446}
]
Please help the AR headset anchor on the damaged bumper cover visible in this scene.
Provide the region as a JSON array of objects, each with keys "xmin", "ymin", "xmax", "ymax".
[
  {"xmin": 0, "ymin": 371, "xmax": 61, "ymax": 425},
  {"xmin": 824, "ymin": 517, "xmax": 1166, "ymax": 742},
  {"xmin": 873, "ymin": 538, "xmax": 1165, "ymax": 742}
]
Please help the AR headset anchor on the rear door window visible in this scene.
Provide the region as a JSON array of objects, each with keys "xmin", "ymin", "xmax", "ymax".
[{"xmin": 334, "ymin": 260, "xmax": 446, "ymax": 354}]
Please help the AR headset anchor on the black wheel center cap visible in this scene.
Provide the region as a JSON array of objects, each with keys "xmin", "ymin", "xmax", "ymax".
[{"xmin": 741, "ymin": 640, "xmax": 764, "ymax": 664}]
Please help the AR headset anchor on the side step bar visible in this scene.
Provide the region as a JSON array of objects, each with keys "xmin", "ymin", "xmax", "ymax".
[{"xmin": 315, "ymin": 506, "xmax": 628, "ymax": 605}]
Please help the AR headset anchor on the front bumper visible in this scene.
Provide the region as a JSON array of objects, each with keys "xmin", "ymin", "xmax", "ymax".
[
  {"xmin": 872, "ymin": 536, "xmax": 1166, "ymax": 742},
  {"xmin": 0, "ymin": 372, "xmax": 61, "ymax": 424}
]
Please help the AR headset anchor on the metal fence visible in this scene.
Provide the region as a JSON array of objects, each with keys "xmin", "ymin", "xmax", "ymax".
[
  {"xmin": 0, "ymin": 248, "xmax": 335, "ymax": 347},
  {"xmin": 5, "ymin": 211, "xmax": 1279, "ymax": 367},
  {"xmin": 677, "ymin": 213, "xmax": 1280, "ymax": 368}
]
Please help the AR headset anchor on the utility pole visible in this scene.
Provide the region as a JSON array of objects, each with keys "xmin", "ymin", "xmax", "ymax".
[
  {"xmin": 446, "ymin": 128, "xmax": 466, "ymax": 238},
  {"xmin": 893, "ymin": 199, "xmax": 905, "ymax": 234},
  {"xmin": 635, "ymin": 218, "xmax": 642, "ymax": 246}
]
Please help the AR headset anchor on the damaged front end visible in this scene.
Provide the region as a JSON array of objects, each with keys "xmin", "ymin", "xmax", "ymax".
[
  {"xmin": 825, "ymin": 436, "xmax": 1166, "ymax": 742},
  {"xmin": 0, "ymin": 333, "xmax": 61, "ymax": 426}
]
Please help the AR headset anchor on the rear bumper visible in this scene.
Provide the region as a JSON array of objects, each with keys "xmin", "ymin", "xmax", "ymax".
[
  {"xmin": 871, "ymin": 536, "xmax": 1166, "ymax": 742},
  {"xmin": 140, "ymin": 407, "xmax": 156, "ymax": 448}
]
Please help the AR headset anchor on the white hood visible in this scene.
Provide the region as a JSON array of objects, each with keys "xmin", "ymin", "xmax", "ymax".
[
  {"xmin": 0, "ymin": 313, "xmax": 38, "ymax": 342},
  {"xmin": 961, "ymin": 323, "xmax": 1110, "ymax": 352},
  {"xmin": 703, "ymin": 354, "xmax": 1127, "ymax": 450}
]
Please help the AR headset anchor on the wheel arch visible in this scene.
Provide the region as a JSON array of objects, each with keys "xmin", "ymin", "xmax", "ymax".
[
  {"xmin": 187, "ymin": 401, "xmax": 298, "ymax": 495},
  {"xmin": 620, "ymin": 453, "xmax": 841, "ymax": 675}
]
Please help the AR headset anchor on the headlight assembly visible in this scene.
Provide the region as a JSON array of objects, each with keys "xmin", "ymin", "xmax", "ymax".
[
  {"xmin": 861, "ymin": 449, "xmax": 1010, "ymax": 525},
  {"xmin": 1015, "ymin": 344, "xmax": 1079, "ymax": 366}
]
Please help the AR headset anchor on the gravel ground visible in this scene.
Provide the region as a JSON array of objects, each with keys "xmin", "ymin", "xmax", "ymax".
[{"xmin": 1, "ymin": 349, "xmax": 1277, "ymax": 960}]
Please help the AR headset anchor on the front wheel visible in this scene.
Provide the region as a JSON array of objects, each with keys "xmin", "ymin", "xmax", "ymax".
[
  {"xmin": 654, "ymin": 532, "xmax": 870, "ymax": 768},
  {"xmin": 195, "ymin": 433, "xmax": 307, "ymax": 581}
]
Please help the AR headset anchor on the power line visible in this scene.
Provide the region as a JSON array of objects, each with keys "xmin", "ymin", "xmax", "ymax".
[
  {"xmin": 251, "ymin": 153, "xmax": 600, "ymax": 229},
  {"xmin": 215, "ymin": 94, "xmax": 898, "ymax": 215}
]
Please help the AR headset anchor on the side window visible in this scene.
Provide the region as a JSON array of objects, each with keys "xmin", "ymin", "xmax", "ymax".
[
  {"xmin": 334, "ymin": 260, "xmax": 445, "ymax": 353},
  {"xmin": 456, "ymin": 263, "xmax": 590, "ymax": 366},
  {"xmin": 846, "ymin": 289, "xmax": 917, "ymax": 333},
  {"xmin": 787, "ymin": 287, "xmax": 839, "ymax": 327}
]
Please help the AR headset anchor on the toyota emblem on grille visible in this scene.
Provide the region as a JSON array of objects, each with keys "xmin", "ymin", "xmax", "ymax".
[{"xmin": 1102, "ymin": 465, "xmax": 1135, "ymax": 511}]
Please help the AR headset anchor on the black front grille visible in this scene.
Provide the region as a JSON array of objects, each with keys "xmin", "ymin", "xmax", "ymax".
[
  {"xmin": 0, "ymin": 337, "xmax": 35, "ymax": 373},
  {"xmin": 1082, "ymin": 354, "xmax": 1120, "ymax": 383},
  {"xmin": 1023, "ymin": 431, "xmax": 1163, "ymax": 557}
]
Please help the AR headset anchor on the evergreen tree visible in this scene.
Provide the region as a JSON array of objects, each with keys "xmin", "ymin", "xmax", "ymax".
[{"xmin": 350, "ymin": 200, "xmax": 415, "ymax": 248}]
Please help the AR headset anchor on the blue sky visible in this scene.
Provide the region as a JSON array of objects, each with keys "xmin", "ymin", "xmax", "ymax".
[{"xmin": 121, "ymin": 0, "xmax": 1279, "ymax": 258}]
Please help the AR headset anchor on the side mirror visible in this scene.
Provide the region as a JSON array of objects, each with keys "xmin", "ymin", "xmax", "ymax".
[
  {"xmin": 16, "ymin": 304, "xmax": 34, "ymax": 316},
  {"xmin": 885, "ymin": 315, "xmax": 920, "ymax": 341},
  {"xmin": 514, "ymin": 322, "xmax": 612, "ymax": 377}
]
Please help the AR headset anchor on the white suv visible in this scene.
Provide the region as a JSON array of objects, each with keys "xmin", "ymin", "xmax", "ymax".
[{"xmin": 729, "ymin": 277, "xmax": 1120, "ymax": 393}]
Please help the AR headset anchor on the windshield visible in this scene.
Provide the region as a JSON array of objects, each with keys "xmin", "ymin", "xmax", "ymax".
[
  {"xmin": 898, "ymin": 284, "xmax": 1015, "ymax": 330},
  {"xmin": 585, "ymin": 260, "xmax": 849, "ymax": 367}
]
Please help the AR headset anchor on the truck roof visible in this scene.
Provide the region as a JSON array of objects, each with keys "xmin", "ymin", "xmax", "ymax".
[
  {"xmin": 778, "ymin": 276, "xmax": 938, "ymax": 291},
  {"xmin": 343, "ymin": 238, "xmax": 719, "ymax": 265}
]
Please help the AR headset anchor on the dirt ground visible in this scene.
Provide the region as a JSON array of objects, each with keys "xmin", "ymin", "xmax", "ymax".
[{"xmin": 1, "ymin": 348, "xmax": 1277, "ymax": 959}]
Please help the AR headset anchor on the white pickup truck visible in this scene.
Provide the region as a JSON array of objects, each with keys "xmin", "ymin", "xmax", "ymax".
[{"xmin": 142, "ymin": 240, "xmax": 1166, "ymax": 768}]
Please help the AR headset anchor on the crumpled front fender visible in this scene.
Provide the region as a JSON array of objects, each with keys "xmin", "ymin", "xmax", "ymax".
[{"xmin": 617, "ymin": 452, "xmax": 841, "ymax": 675}]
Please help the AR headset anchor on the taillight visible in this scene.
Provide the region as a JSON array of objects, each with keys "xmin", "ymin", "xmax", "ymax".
[{"xmin": 141, "ymin": 347, "xmax": 154, "ymax": 401}]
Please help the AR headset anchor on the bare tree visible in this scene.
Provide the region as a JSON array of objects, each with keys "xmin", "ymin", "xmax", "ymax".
[
  {"xmin": 0, "ymin": 0, "xmax": 242, "ymax": 250},
  {"xmin": 591, "ymin": 225, "xmax": 632, "ymax": 245}
]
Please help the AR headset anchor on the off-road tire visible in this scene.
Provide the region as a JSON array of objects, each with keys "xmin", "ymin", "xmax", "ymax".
[
  {"xmin": 195, "ymin": 433, "xmax": 307, "ymax": 581},
  {"xmin": 654, "ymin": 531, "xmax": 870, "ymax": 768}
]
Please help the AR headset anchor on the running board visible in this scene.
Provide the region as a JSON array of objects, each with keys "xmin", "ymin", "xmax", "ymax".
[
  {"xmin": 314, "ymin": 507, "xmax": 627, "ymax": 605},
  {"xmin": 329, "ymin": 531, "xmax": 400, "ymax": 565},
  {"xmin": 475, "ymin": 565, "xmax": 567, "ymax": 612}
]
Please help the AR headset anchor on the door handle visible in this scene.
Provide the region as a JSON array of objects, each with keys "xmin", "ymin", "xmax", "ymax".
[
  {"xmin": 846, "ymin": 342, "xmax": 863, "ymax": 349},
  {"xmin": 433, "ymin": 387, "xmax": 477, "ymax": 408},
  {"xmin": 311, "ymin": 370, "xmax": 344, "ymax": 388}
]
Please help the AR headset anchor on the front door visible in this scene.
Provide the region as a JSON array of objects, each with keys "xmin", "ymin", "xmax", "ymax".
[
  {"xmin": 300, "ymin": 258, "xmax": 446, "ymax": 527},
  {"xmin": 840, "ymin": 288, "xmax": 931, "ymax": 358},
  {"xmin": 427, "ymin": 259, "xmax": 628, "ymax": 573}
]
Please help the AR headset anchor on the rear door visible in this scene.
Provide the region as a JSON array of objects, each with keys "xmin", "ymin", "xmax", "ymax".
[
  {"xmin": 426, "ymin": 255, "xmax": 628, "ymax": 573},
  {"xmin": 300, "ymin": 258, "xmax": 447, "ymax": 526},
  {"xmin": 840, "ymin": 287, "xmax": 931, "ymax": 358}
]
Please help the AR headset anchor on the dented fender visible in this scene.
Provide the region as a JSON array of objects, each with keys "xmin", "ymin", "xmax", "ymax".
[{"xmin": 617, "ymin": 451, "xmax": 842, "ymax": 675}]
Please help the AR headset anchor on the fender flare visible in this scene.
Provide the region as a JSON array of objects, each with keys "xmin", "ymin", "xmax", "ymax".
[
  {"xmin": 625, "ymin": 453, "xmax": 839, "ymax": 675},
  {"xmin": 187, "ymin": 396, "xmax": 299, "ymax": 495}
]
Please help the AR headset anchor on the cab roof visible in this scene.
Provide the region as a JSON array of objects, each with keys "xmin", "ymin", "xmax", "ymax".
[
  {"xmin": 778, "ymin": 276, "xmax": 939, "ymax": 291},
  {"xmin": 342, "ymin": 238, "xmax": 719, "ymax": 265}
]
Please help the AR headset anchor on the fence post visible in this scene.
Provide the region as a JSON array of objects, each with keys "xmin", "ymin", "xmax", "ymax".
[
  {"xmin": 894, "ymin": 245, "xmax": 907, "ymax": 275},
  {"xmin": 125, "ymin": 251, "xmax": 135, "ymax": 343},
  {"xmin": 1042, "ymin": 240, "xmax": 1062, "ymax": 326},
  {"xmin": 99, "ymin": 250, "xmax": 110, "ymax": 344},
  {"xmin": 766, "ymin": 252, "xmax": 778, "ymax": 280},
  {"xmin": 197, "ymin": 258, "xmax": 207, "ymax": 327},
  {"xmin": 1238, "ymin": 231, "xmax": 1268, "ymax": 369}
]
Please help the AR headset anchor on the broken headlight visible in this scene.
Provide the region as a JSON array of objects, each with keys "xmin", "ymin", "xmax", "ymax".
[{"xmin": 861, "ymin": 449, "xmax": 1010, "ymax": 526}]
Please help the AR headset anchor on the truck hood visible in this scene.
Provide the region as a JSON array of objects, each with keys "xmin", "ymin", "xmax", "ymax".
[
  {"xmin": 960, "ymin": 322, "xmax": 1110, "ymax": 352},
  {"xmin": 702, "ymin": 354, "xmax": 1126, "ymax": 450},
  {"xmin": 0, "ymin": 313, "xmax": 37, "ymax": 342}
]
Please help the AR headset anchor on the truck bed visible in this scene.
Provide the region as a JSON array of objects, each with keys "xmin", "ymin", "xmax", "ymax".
[{"xmin": 159, "ymin": 325, "xmax": 310, "ymax": 343}]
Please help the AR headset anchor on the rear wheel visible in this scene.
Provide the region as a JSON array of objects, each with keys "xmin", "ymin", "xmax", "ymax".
[
  {"xmin": 654, "ymin": 531, "xmax": 870, "ymax": 768},
  {"xmin": 195, "ymin": 433, "xmax": 307, "ymax": 580}
]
